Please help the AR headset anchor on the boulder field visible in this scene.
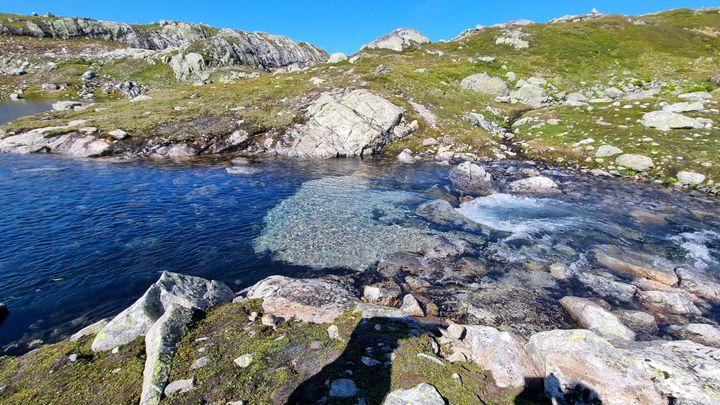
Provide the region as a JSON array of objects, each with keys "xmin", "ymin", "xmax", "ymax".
[{"xmin": 3, "ymin": 265, "xmax": 719, "ymax": 404}]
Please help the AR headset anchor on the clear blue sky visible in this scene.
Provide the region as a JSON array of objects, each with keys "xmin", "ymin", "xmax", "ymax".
[{"xmin": 2, "ymin": 1, "xmax": 717, "ymax": 54}]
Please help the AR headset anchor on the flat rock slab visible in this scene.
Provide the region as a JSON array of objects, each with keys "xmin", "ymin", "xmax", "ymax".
[
  {"xmin": 559, "ymin": 296, "xmax": 635, "ymax": 341},
  {"xmin": 246, "ymin": 275, "xmax": 358, "ymax": 323}
]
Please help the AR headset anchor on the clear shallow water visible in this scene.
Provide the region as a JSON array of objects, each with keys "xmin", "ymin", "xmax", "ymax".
[
  {"xmin": 1, "ymin": 151, "xmax": 719, "ymax": 353},
  {"xmin": 0, "ymin": 100, "xmax": 55, "ymax": 124}
]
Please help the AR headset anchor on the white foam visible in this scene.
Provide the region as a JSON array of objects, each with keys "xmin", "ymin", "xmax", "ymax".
[
  {"xmin": 670, "ymin": 230, "xmax": 720, "ymax": 270},
  {"xmin": 456, "ymin": 193, "xmax": 579, "ymax": 238}
]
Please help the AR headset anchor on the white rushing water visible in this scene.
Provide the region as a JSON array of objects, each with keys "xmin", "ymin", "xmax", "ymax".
[{"xmin": 670, "ymin": 230, "xmax": 720, "ymax": 270}]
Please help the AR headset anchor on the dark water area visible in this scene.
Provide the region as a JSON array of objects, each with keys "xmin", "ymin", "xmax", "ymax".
[
  {"xmin": 0, "ymin": 100, "xmax": 55, "ymax": 124},
  {"xmin": 0, "ymin": 154, "xmax": 453, "ymax": 353}
]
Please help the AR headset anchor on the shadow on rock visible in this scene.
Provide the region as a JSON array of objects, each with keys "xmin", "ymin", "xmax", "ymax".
[{"xmin": 514, "ymin": 373, "xmax": 601, "ymax": 405}]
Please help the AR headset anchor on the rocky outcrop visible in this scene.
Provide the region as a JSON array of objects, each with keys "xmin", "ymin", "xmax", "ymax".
[
  {"xmin": 245, "ymin": 276, "xmax": 358, "ymax": 323},
  {"xmin": 92, "ymin": 271, "xmax": 233, "ymax": 351},
  {"xmin": 0, "ymin": 127, "xmax": 112, "ymax": 158},
  {"xmin": 362, "ymin": 28, "xmax": 430, "ymax": 52},
  {"xmin": 0, "ymin": 14, "xmax": 327, "ymax": 72},
  {"xmin": 277, "ymin": 89, "xmax": 406, "ymax": 158},
  {"xmin": 528, "ymin": 329, "xmax": 665, "ymax": 404}
]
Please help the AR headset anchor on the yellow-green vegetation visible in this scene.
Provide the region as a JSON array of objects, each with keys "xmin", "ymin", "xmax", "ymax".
[
  {"xmin": 0, "ymin": 300, "xmax": 525, "ymax": 404},
  {"xmin": 0, "ymin": 337, "xmax": 144, "ymax": 404},
  {"xmin": 2, "ymin": 8, "xmax": 719, "ymax": 187}
]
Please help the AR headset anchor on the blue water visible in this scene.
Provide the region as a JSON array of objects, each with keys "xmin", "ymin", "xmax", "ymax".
[
  {"xmin": 0, "ymin": 100, "xmax": 55, "ymax": 124},
  {"xmin": 0, "ymin": 153, "xmax": 455, "ymax": 352}
]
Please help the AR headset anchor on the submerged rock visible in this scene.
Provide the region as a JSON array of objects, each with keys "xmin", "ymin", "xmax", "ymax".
[
  {"xmin": 362, "ymin": 28, "xmax": 430, "ymax": 52},
  {"xmin": 246, "ymin": 276, "xmax": 357, "ymax": 323},
  {"xmin": 254, "ymin": 176, "xmax": 481, "ymax": 271},
  {"xmin": 92, "ymin": 271, "xmax": 234, "ymax": 352},
  {"xmin": 383, "ymin": 383, "xmax": 445, "ymax": 405},
  {"xmin": 594, "ymin": 245, "xmax": 677, "ymax": 285},
  {"xmin": 278, "ymin": 90, "xmax": 405, "ymax": 158}
]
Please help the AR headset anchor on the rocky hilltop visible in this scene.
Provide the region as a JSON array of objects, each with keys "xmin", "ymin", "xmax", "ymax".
[{"xmin": 0, "ymin": 13, "xmax": 327, "ymax": 81}]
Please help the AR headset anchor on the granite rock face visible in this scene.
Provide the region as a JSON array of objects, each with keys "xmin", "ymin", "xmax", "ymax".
[
  {"xmin": 277, "ymin": 89, "xmax": 405, "ymax": 158},
  {"xmin": 0, "ymin": 14, "xmax": 327, "ymax": 72}
]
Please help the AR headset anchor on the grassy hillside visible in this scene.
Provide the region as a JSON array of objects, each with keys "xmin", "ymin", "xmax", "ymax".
[{"xmin": 1, "ymin": 8, "xmax": 719, "ymax": 186}]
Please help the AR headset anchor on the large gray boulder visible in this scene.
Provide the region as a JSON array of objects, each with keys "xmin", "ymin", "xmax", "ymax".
[
  {"xmin": 449, "ymin": 161, "xmax": 494, "ymax": 195},
  {"xmin": 528, "ymin": 329, "xmax": 664, "ymax": 405},
  {"xmin": 615, "ymin": 153, "xmax": 654, "ymax": 172},
  {"xmin": 641, "ymin": 111, "xmax": 704, "ymax": 131},
  {"xmin": 168, "ymin": 52, "xmax": 206, "ymax": 81},
  {"xmin": 510, "ymin": 82, "xmax": 547, "ymax": 108},
  {"xmin": 92, "ymin": 271, "xmax": 234, "ymax": 352},
  {"xmin": 460, "ymin": 73, "xmax": 508, "ymax": 96},
  {"xmin": 383, "ymin": 383, "xmax": 445, "ymax": 405},
  {"xmin": 463, "ymin": 326, "xmax": 539, "ymax": 389},
  {"xmin": 559, "ymin": 296, "xmax": 635, "ymax": 341},
  {"xmin": 245, "ymin": 276, "xmax": 358, "ymax": 324},
  {"xmin": 362, "ymin": 28, "xmax": 430, "ymax": 52},
  {"xmin": 278, "ymin": 90, "xmax": 405, "ymax": 158}
]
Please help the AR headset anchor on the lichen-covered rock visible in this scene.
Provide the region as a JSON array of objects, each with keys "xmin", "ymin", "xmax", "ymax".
[
  {"xmin": 559, "ymin": 296, "xmax": 635, "ymax": 341},
  {"xmin": 527, "ymin": 329, "xmax": 664, "ymax": 405},
  {"xmin": 641, "ymin": 111, "xmax": 704, "ymax": 131},
  {"xmin": 595, "ymin": 144, "xmax": 623, "ymax": 157},
  {"xmin": 140, "ymin": 305, "xmax": 194, "ymax": 405},
  {"xmin": 662, "ymin": 101, "xmax": 704, "ymax": 113},
  {"xmin": 168, "ymin": 52, "xmax": 206, "ymax": 81},
  {"xmin": 383, "ymin": 383, "xmax": 445, "ymax": 405},
  {"xmin": 463, "ymin": 326, "xmax": 539, "ymax": 389},
  {"xmin": 615, "ymin": 153, "xmax": 655, "ymax": 172},
  {"xmin": 510, "ymin": 83, "xmax": 547, "ymax": 108},
  {"xmin": 362, "ymin": 28, "xmax": 429, "ymax": 52},
  {"xmin": 624, "ymin": 339, "xmax": 720, "ymax": 404},
  {"xmin": 278, "ymin": 90, "xmax": 405, "ymax": 158},
  {"xmin": 245, "ymin": 276, "xmax": 357, "ymax": 323},
  {"xmin": 460, "ymin": 73, "xmax": 508, "ymax": 96},
  {"xmin": 92, "ymin": 271, "xmax": 234, "ymax": 352}
]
